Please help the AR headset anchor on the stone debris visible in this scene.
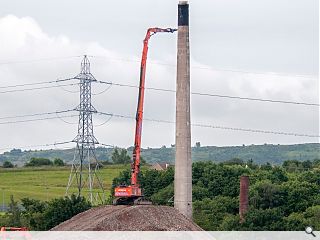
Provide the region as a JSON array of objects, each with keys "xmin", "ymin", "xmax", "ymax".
[{"xmin": 51, "ymin": 205, "xmax": 202, "ymax": 231}]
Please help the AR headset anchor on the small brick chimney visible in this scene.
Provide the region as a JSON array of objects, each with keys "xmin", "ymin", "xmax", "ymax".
[{"xmin": 239, "ymin": 175, "xmax": 249, "ymax": 223}]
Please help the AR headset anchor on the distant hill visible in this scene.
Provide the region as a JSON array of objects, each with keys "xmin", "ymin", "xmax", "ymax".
[{"xmin": 0, "ymin": 143, "xmax": 319, "ymax": 166}]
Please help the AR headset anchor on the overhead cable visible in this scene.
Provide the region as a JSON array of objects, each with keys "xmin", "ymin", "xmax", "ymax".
[
  {"xmin": 0, "ymin": 109, "xmax": 75, "ymax": 120},
  {"xmin": 97, "ymin": 111, "xmax": 320, "ymax": 138},
  {"xmin": 0, "ymin": 114, "xmax": 78, "ymax": 125},
  {"xmin": 0, "ymin": 140, "xmax": 74, "ymax": 151},
  {"xmin": 0, "ymin": 56, "xmax": 81, "ymax": 65},
  {"xmin": 97, "ymin": 81, "xmax": 319, "ymax": 107},
  {"xmin": 0, "ymin": 82, "xmax": 79, "ymax": 94},
  {"xmin": 92, "ymin": 55, "xmax": 317, "ymax": 79}
]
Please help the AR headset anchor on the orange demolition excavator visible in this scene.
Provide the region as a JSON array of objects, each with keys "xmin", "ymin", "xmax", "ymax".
[{"xmin": 113, "ymin": 27, "xmax": 176, "ymax": 205}]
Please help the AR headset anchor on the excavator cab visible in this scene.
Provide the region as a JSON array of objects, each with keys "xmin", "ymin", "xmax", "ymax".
[{"xmin": 113, "ymin": 185, "xmax": 143, "ymax": 205}]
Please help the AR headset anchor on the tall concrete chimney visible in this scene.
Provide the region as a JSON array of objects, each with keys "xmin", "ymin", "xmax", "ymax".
[
  {"xmin": 174, "ymin": 0, "xmax": 192, "ymax": 219},
  {"xmin": 239, "ymin": 176, "xmax": 249, "ymax": 223}
]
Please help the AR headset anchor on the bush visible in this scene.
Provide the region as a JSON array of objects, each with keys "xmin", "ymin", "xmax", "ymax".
[
  {"xmin": 110, "ymin": 160, "xmax": 320, "ymax": 230},
  {"xmin": 53, "ymin": 158, "xmax": 64, "ymax": 166},
  {"xmin": 3, "ymin": 161, "xmax": 14, "ymax": 168},
  {"xmin": 25, "ymin": 158, "xmax": 53, "ymax": 167},
  {"xmin": 21, "ymin": 195, "xmax": 91, "ymax": 230}
]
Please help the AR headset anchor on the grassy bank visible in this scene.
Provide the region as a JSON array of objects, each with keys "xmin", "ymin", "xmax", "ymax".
[{"xmin": 0, "ymin": 165, "xmax": 127, "ymax": 204}]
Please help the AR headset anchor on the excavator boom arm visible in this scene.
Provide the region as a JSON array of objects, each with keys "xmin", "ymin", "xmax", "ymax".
[{"xmin": 131, "ymin": 27, "xmax": 176, "ymax": 187}]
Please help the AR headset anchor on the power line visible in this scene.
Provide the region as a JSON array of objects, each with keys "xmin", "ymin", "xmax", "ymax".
[
  {"xmin": 190, "ymin": 91, "xmax": 320, "ymax": 106},
  {"xmin": 0, "ymin": 56, "xmax": 81, "ymax": 65},
  {"xmin": 0, "ymin": 141, "xmax": 114, "ymax": 152},
  {"xmin": 97, "ymin": 111, "xmax": 320, "ymax": 138},
  {"xmin": 0, "ymin": 109, "xmax": 75, "ymax": 120},
  {"xmin": 0, "ymin": 55, "xmax": 316, "ymax": 79},
  {"xmin": 0, "ymin": 141, "xmax": 74, "ymax": 151},
  {"xmin": 97, "ymin": 143, "xmax": 115, "ymax": 148},
  {"xmin": 92, "ymin": 55, "xmax": 317, "ymax": 79},
  {"xmin": 0, "ymin": 114, "xmax": 78, "ymax": 125},
  {"xmin": 0, "ymin": 77, "xmax": 317, "ymax": 106},
  {"xmin": 55, "ymin": 80, "xmax": 80, "ymax": 93},
  {"xmin": 97, "ymin": 81, "xmax": 320, "ymax": 107},
  {"xmin": 191, "ymin": 123, "xmax": 320, "ymax": 138},
  {"xmin": 0, "ymin": 82, "xmax": 79, "ymax": 94},
  {"xmin": 0, "ymin": 108, "xmax": 316, "ymax": 137},
  {"xmin": 0, "ymin": 78, "xmax": 76, "ymax": 89}
]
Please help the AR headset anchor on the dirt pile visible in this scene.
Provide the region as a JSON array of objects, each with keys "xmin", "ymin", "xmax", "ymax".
[{"xmin": 51, "ymin": 205, "xmax": 202, "ymax": 231}]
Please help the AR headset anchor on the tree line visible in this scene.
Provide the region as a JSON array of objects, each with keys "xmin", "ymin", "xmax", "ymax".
[
  {"xmin": 1, "ymin": 148, "xmax": 133, "ymax": 168},
  {"xmin": 1, "ymin": 158, "xmax": 65, "ymax": 168},
  {"xmin": 0, "ymin": 195, "xmax": 91, "ymax": 230},
  {"xmin": 111, "ymin": 159, "xmax": 320, "ymax": 230}
]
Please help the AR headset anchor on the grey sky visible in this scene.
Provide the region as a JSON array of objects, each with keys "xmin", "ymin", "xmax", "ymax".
[{"xmin": 0, "ymin": 0, "xmax": 318, "ymax": 151}]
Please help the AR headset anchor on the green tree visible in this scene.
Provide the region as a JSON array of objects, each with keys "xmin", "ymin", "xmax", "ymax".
[
  {"xmin": 302, "ymin": 160, "xmax": 313, "ymax": 170},
  {"xmin": 111, "ymin": 148, "xmax": 120, "ymax": 163},
  {"xmin": 53, "ymin": 158, "xmax": 65, "ymax": 166},
  {"xmin": 151, "ymin": 184, "xmax": 173, "ymax": 205},
  {"xmin": 119, "ymin": 149, "xmax": 131, "ymax": 164},
  {"xmin": 303, "ymin": 205, "xmax": 320, "ymax": 230},
  {"xmin": 313, "ymin": 159, "xmax": 320, "ymax": 168},
  {"xmin": 21, "ymin": 198, "xmax": 46, "ymax": 230},
  {"xmin": 141, "ymin": 167, "xmax": 174, "ymax": 198},
  {"xmin": 240, "ymin": 208, "xmax": 285, "ymax": 230},
  {"xmin": 193, "ymin": 196, "xmax": 238, "ymax": 230},
  {"xmin": 281, "ymin": 181, "xmax": 318, "ymax": 214},
  {"xmin": 3, "ymin": 161, "xmax": 14, "ymax": 168},
  {"xmin": 224, "ymin": 158, "xmax": 244, "ymax": 166},
  {"xmin": 284, "ymin": 212, "xmax": 305, "ymax": 230},
  {"xmin": 192, "ymin": 185, "xmax": 210, "ymax": 201},
  {"xmin": 111, "ymin": 148, "xmax": 131, "ymax": 164},
  {"xmin": 219, "ymin": 214, "xmax": 241, "ymax": 230},
  {"xmin": 42, "ymin": 195, "xmax": 91, "ymax": 230},
  {"xmin": 246, "ymin": 159, "xmax": 259, "ymax": 169},
  {"xmin": 7, "ymin": 195, "xmax": 22, "ymax": 227},
  {"xmin": 25, "ymin": 158, "xmax": 53, "ymax": 167},
  {"xmin": 260, "ymin": 162, "xmax": 273, "ymax": 171},
  {"xmin": 20, "ymin": 195, "xmax": 91, "ymax": 230},
  {"xmin": 250, "ymin": 180, "xmax": 286, "ymax": 209},
  {"xmin": 269, "ymin": 167, "xmax": 288, "ymax": 184},
  {"xmin": 110, "ymin": 159, "xmax": 320, "ymax": 231}
]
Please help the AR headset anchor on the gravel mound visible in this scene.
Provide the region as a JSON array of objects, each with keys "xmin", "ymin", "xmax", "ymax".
[{"xmin": 51, "ymin": 205, "xmax": 202, "ymax": 231}]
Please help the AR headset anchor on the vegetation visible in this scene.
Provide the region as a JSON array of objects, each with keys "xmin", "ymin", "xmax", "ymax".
[
  {"xmin": 111, "ymin": 159, "xmax": 320, "ymax": 230},
  {"xmin": 53, "ymin": 158, "xmax": 65, "ymax": 166},
  {"xmin": 25, "ymin": 158, "xmax": 53, "ymax": 167},
  {"xmin": 2, "ymin": 161, "xmax": 14, "ymax": 168},
  {"xmin": 0, "ymin": 143, "xmax": 318, "ymax": 166},
  {"xmin": 25, "ymin": 157, "xmax": 64, "ymax": 167},
  {"xmin": 0, "ymin": 195, "xmax": 90, "ymax": 230},
  {"xmin": 111, "ymin": 148, "xmax": 131, "ymax": 164}
]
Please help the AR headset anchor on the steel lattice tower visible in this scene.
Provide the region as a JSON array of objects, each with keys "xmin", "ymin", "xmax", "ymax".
[{"xmin": 66, "ymin": 55, "xmax": 105, "ymax": 204}]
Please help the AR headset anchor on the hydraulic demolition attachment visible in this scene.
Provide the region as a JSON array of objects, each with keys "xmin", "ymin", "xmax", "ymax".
[{"xmin": 113, "ymin": 27, "xmax": 176, "ymax": 205}]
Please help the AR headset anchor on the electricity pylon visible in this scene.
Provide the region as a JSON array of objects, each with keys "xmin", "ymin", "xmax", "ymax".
[{"xmin": 66, "ymin": 55, "xmax": 105, "ymax": 204}]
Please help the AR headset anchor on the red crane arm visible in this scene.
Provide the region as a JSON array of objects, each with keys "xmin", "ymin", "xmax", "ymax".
[{"xmin": 131, "ymin": 27, "xmax": 176, "ymax": 187}]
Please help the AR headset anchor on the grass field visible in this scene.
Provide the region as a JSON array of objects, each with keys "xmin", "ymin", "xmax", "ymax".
[{"xmin": 0, "ymin": 165, "xmax": 128, "ymax": 204}]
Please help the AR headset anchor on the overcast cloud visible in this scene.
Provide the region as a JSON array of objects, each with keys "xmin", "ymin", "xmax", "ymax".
[{"xmin": 0, "ymin": 0, "xmax": 318, "ymax": 151}]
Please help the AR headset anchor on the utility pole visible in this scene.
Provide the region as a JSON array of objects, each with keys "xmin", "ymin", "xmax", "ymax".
[{"xmin": 66, "ymin": 55, "xmax": 105, "ymax": 204}]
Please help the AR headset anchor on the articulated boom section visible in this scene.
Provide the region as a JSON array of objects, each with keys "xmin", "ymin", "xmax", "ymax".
[
  {"xmin": 131, "ymin": 27, "xmax": 176, "ymax": 188},
  {"xmin": 113, "ymin": 27, "xmax": 176, "ymax": 205}
]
